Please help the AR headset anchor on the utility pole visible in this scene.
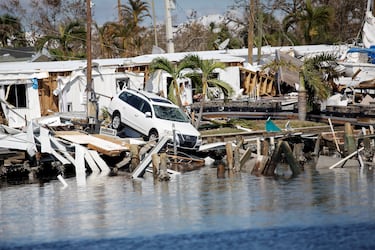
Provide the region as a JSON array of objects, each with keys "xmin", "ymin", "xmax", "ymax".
[
  {"xmin": 118, "ymin": 0, "xmax": 122, "ymax": 23},
  {"xmin": 257, "ymin": 0, "xmax": 262, "ymax": 64},
  {"xmin": 151, "ymin": 0, "xmax": 158, "ymax": 46},
  {"xmin": 248, "ymin": 0, "xmax": 255, "ymax": 64},
  {"xmin": 164, "ymin": 0, "xmax": 174, "ymax": 53},
  {"xmin": 86, "ymin": 0, "xmax": 98, "ymax": 131}
]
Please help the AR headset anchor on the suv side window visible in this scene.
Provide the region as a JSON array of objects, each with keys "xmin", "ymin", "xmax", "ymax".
[
  {"xmin": 140, "ymin": 101, "xmax": 151, "ymax": 114},
  {"xmin": 126, "ymin": 94, "xmax": 141, "ymax": 109},
  {"xmin": 119, "ymin": 91, "xmax": 151, "ymax": 114},
  {"xmin": 119, "ymin": 91, "xmax": 131, "ymax": 102}
]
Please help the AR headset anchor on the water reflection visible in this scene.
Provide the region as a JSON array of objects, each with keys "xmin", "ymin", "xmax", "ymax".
[{"xmin": 1, "ymin": 164, "xmax": 375, "ymax": 248}]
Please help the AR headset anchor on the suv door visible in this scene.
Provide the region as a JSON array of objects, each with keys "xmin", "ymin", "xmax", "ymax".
[{"xmin": 125, "ymin": 94, "xmax": 152, "ymax": 135}]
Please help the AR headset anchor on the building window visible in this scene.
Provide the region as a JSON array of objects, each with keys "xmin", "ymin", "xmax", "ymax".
[
  {"xmin": 5, "ymin": 84, "xmax": 27, "ymax": 108},
  {"xmin": 116, "ymin": 77, "xmax": 130, "ymax": 92}
]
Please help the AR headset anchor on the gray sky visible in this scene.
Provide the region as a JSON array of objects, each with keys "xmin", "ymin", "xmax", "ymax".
[{"xmin": 92, "ymin": 0, "xmax": 236, "ymax": 26}]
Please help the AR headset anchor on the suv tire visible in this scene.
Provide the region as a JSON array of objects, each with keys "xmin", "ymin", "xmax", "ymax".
[{"xmin": 111, "ymin": 112, "xmax": 123, "ymax": 131}]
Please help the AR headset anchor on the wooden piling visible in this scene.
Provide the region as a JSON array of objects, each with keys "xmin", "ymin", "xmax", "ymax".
[
  {"xmin": 344, "ymin": 122, "xmax": 356, "ymax": 156},
  {"xmin": 129, "ymin": 144, "xmax": 140, "ymax": 172},
  {"xmin": 281, "ymin": 141, "xmax": 301, "ymax": 175},
  {"xmin": 263, "ymin": 140, "xmax": 282, "ymax": 176},
  {"xmin": 313, "ymin": 134, "xmax": 321, "ymax": 157},
  {"xmin": 226, "ymin": 142, "xmax": 234, "ymax": 170},
  {"xmin": 293, "ymin": 143, "xmax": 305, "ymax": 164},
  {"xmin": 261, "ymin": 139, "xmax": 269, "ymax": 156},
  {"xmin": 234, "ymin": 136, "xmax": 244, "ymax": 172},
  {"xmin": 263, "ymin": 140, "xmax": 301, "ymax": 176},
  {"xmin": 152, "ymin": 153, "xmax": 160, "ymax": 178},
  {"xmin": 158, "ymin": 153, "xmax": 170, "ymax": 181},
  {"xmin": 251, "ymin": 155, "xmax": 269, "ymax": 176},
  {"xmin": 217, "ymin": 162, "xmax": 226, "ymax": 178}
]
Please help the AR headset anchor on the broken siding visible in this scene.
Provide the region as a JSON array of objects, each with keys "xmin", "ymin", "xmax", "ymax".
[
  {"xmin": 39, "ymin": 72, "xmax": 68, "ymax": 116},
  {"xmin": 0, "ymin": 80, "xmax": 40, "ymax": 128}
]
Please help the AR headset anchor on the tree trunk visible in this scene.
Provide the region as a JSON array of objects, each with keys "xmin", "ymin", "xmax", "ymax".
[
  {"xmin": 173, "ymin": 80, "xmax": 182, "ymax": 108},
  {"xmin": 194, "ymin": 99, "xmax": 205, "ymax": 129},
  {"xmin": 298, "ymin": 73, "xmax": 306, "ymax": 121}
]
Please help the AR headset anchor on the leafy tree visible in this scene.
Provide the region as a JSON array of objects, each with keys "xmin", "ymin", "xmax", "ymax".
[
  {"xmin": 298, "ymin": 56, "xmax": 331, "ymax": 120},
  {"xmin": 263, "ymin": 52, "xmax": 331, "ymax": 120},
  {"xmin": 29, "ymin": 0, "xmax": 86, "ymax": 34},
  {"xmin": 35, "ymin": 21, "xmax": 86, "ymax": 60},
  {"xmin": 297, "ymin": 0, "xmax": 333, "ymax": 44},
  {"xmin": 0, "ymin": 0, "xmax": 86, "ymax": 46},
  {"xmin": 316, "ymin": 0, "xmax": 367, "ymax": 43},
  {"xmin": 0, "ymin": 14, "xmax": 26, "ymax": 47},
  {"xmin": 307, "ymin": 53, "xmax": 342, "ymax": 93},
  {"xmin": 94, "ymin": 22, "xmax": 118, "ymax": 58},
  {"xmin": 183, "ymin": 54, "xmax": 234, "ymax": 128}
]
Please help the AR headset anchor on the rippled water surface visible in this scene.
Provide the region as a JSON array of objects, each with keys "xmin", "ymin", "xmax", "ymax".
[{"xmin": 1, "ymin": 164, "xmax": 375, "ymax": 249}]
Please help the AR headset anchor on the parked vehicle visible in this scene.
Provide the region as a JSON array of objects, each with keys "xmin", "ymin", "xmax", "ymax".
[{"xmin": 108, "ymin": 88, "xmax": 202, "ymax": 150}]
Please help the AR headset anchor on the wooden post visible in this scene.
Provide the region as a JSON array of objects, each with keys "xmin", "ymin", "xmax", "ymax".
[
  {"xmin": 293, "ymin": 143, "xmax": 305, "ymax": 164},
  {"xmin": 234, "ymin": 136, "xmax": 244, "ymax": 172},
  {"xmin": 313, "ymin": 134, "xmax": 321, "ymax": 157},
  {"xmin": 248, "ymin": 0, "xmax": 255, "ymax": 64},
  {"xmin": 328, "ymin": 118, "xmax": 341, "ymax": 154},
  {"xmin": 159, "ymin": 152, "xmax": 170, "ymax": 181},
  {"xmin": 152, "ymin": 153, "xmax": 160, "ymax": 178},
  {"xmin": 217, "ymin": 161, "xmax": 226, "ymax": 178},
  {"xmin": 263, "ymin": 141, "xmax": 301, "ymax": 176},
  {"xmin": 263, "ymin": 140, "xmax": 282, "ymax": 176},
  {"xmin": 261, "ymin": 139, "xmax": 269, "ymax": 156},
  {"xmin": 251, "ymin": 155, "xmax": 268, "ymax": 176},
  {"xmin": 226, "ymin": 142, "xmax": 234, "ymax": 170},
  {"xmin": 280, "ymin": 141, "xmax": 301, "ymax": 176},
  {"xmin": 344, "ymin": 122, "xmax": 356, "ymax": 156},
  {"xmin": 256, "ymin": 137, "xmax": 261, "ymax": 155},
  {"xmin": 129, "ymin": 144, "xmax": 140, "ymax": 172}
]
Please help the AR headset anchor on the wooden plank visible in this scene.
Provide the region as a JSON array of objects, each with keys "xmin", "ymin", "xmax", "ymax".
[
  {"xmin": 84, "ymin": 149, "xmax": 101, "ymax": 174},
  {"xmin": 56, "ymin": 133, "xmax": 128, "ymax": 156},
  {"xmin": 88, "ymin": 150, "xmax": 111, "ymax": 174}
]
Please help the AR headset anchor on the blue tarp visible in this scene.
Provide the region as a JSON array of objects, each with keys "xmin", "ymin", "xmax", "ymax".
[
  {"xmin": 347, "ymin": 46, "xmax": 375, "ymax": 64},
  {"xmin": 265, "ymin": 117, "xmax": 281, "ymax": 132}
]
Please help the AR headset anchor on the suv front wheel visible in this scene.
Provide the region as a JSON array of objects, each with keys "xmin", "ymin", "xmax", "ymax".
[{"xmin": 111, "ymin": 112, "xmax": 123, "ymax": 131}]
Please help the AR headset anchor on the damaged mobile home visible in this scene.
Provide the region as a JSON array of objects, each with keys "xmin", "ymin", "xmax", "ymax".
[{"xmin": 0, "ymin": 51, "xmax": 245, "ymax": 129}]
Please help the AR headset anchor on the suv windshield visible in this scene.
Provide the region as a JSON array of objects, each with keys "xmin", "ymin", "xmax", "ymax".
[{"xmin": 153, "ymin": 105, "xmax": 190, "ymax": 122}]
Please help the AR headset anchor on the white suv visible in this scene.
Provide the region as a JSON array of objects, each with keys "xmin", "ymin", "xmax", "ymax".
[{"xmin": 108, "ymin": 89, "xmax": 202, "ymax": 150}]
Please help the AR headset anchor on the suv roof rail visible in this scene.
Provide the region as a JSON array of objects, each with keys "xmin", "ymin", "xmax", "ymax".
[{"xmin": 126, "ymin": 88, "xmax": 152, "ymax": 102}]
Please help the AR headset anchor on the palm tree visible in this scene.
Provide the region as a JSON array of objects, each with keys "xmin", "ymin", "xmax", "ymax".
[
  {"xmin": 0, "ymin": 14, "xmax": 26, "ymax": 47},
  {"xmin": 149, "ymin": 56, "xmax": 197, "ymax": 107},
  {"xmin": 263, "ymin": 52, "xmax": 331, "ymax": 120},
  {"xmin": 94, "ymin": 22, "xmax": 119, "ymax": 58},
  {"xmin": 120, "ymin": 0, "xmax": 150, "ymax": 28},
  {"xmin": 183, "ymin": 54, "xmax": 234, "ymax": 128},
  {"xmin": 282, "ymin": 0, "xmax": 333, "ymax": 45},
  {"xmin": 36, "ymin": 21, "xmax": 86, "ymax": 60},
  {"xmin": 308, "ymin": 53, "xmax": 342, "ymax": 93},
  {"xmin": 298, "ymin": 0, "xmax": 333, "ymax": 44},
  {"xmin": 119, "ymin": 0, "xmax": 150, "ymax": 56}
]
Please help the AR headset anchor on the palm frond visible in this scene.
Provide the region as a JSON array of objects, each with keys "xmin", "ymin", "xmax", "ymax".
[
  {"xmin": 150, "ymin": 57, "xmax": 175, "ymax": 75},
  {"xmin": 207, "ymin": 79, "xmax": 234, "ymax": 97}
]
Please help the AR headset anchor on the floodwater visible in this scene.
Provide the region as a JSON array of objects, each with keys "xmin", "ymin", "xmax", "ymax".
[{"xmin": 1, "ymin": 163, "xmax": 375, "ymax": 250}]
